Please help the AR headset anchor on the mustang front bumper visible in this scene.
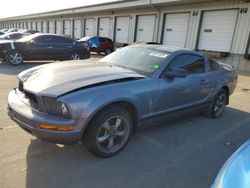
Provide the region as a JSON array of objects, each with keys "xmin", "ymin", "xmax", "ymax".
[{"xmin": 8, "ymin": 90, "xmax": 82, "ymax": 145}]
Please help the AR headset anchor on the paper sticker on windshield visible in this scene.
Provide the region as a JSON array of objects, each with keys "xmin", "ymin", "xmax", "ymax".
[{"xmin": 149, "ymin": 52, "xmax": 168, "ymax": 58}]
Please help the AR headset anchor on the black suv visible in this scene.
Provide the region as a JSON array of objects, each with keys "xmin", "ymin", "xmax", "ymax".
[{"xmin": 0, "ymin": 33, "xmax": 90, "ymax": 65}]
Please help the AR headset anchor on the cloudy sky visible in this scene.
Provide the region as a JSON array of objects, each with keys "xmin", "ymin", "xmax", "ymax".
[{"xmin": 0, "ymin": 0, "xmax": 117, "ymax": 19}]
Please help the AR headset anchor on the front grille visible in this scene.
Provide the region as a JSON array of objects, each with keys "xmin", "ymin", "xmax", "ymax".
[{"xmin": 24, "ymin": 91, "xmax": 38, "ymax": 104}]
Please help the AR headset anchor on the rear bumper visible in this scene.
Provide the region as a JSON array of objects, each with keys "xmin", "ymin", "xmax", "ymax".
[{"xmin": 8, "ymin": 90, "xmax": 82, "ymax": 145}]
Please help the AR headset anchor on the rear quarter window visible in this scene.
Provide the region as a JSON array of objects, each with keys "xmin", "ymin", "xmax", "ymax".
[{"xmin": 209, "ymin": 59, "xmax": 221, "ymax": 71}]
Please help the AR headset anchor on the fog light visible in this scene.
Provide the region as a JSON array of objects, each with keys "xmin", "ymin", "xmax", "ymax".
[{"xmin": 40, "ymin": 124, "xmax": 74, "ymax": 131}]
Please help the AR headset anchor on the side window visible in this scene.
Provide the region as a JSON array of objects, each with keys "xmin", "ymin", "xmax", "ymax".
[
  {"xmin": 209, "ymin": 59, "xmax": 221, "ymax": 71},
  {"xmin": 53, "ymin": 36, "xmax": 74, "ymax": 44},
  {"xmin": 99, "ymin": 37, "xmax": 105, "ymax": 42},
  {"xmin": 169, "ymin": 54, "xmax": 205, "ymax": 74},
  {"xmin": 34, "ymin": 36, "xmax": 53, "ymax": 44}
]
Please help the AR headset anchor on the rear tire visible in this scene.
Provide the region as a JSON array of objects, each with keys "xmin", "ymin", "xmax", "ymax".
[
  {"xmin": 105, "ymin": 48, "xmax": 112, "ymax": 55},
  {"xmin": 205, "ymin": 89, "xmax": 228, "ymax": 118},
  {"xmin": 83, "ymin": 105, "xmax": 133, "ymax": 158},
  {"xmin": 6, "ymin": 50, "xmax": 23, "ymax": 65}
]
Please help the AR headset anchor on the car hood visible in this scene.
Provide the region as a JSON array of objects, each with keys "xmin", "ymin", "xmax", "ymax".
[
  {"xmin": 18, "ymin": 61, "xmax": 145, "ymax": 97},
  {"xmin": 212, "ymin": 139, "xmax": 250, "ymax": 188}
]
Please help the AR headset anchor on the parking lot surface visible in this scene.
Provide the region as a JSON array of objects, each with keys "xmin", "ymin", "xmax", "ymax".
[{"xmin": 0, "ymin": 58, "xmax": 250, "ymax": 188}]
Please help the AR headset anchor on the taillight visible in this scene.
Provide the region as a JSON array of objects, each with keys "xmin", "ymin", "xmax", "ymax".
[{"xmin": 83, "ymin": 43, "xmax": 89, "ymax": 51}]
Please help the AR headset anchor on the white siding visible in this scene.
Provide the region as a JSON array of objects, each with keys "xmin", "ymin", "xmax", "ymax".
[
  {"xmin": 115, "ymin": 16, "xmax": 130, "ymax": 43},
  {"xmin": 162, "ymin": 13, "xmax": 190, "ymax": 47},
  {"xmin": 136, "ymin": 15, "xmax": 156, "ymax": 42},
  {"xmin": 85, "ymin": 18, "xmax": 95, "ymax": 36}
]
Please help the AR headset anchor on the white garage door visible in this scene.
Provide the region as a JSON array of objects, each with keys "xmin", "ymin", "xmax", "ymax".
[
  {"xmin": 115, "ymin": 16, "xmax": 130, "ymax": 43},
  {"xmin": 136, "ymin": 15, "xmax": 156, "ymax": 42},
  {"xmin": 56, "ymin": 20, "xmax": 63, "ymax": 35},
  {"xmin": 85, "ymin": 18, "xmax": 95, "ymax": 36},
  {"xmin": 99, "ymin": 17, "xmax": 111, "ymax": 38},
  {"xmin": 198, "ymin": 9, "xmax": 238, "ymax": 52},
  {"xmin": 28, "ymin": 22, "xmax": 32, "ymax": 29},
  {"xmin": 48, "ymin": 21, "xmax": 55, "ymax": 33},
  {"xmin": 74, "ymin": 19, "xmax": 82, "ymax": 39},
  {"xmin": 162, "ymin": 13, "xmax": 190, "ymax": 47},
  {"xmin": 42, "ymin": 21, "xmax": 47, "ymax": 33},
  {"xmin": 32, "ymin": 22, "xmax": 36, "ymax": 30},
  {"xmin": 64, "ymin": 20, "xmax": 71, "ymax": 36},
  {"xmin": 37, "ymin": 21, "xmax": 42, "ymax": 32}
]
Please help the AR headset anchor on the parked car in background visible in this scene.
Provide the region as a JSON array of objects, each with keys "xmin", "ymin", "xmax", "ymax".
[
  {"xmin": 212, "ymin": 139, "xmax": 250, "ymax": 188},
  {"xmin": 0, "ymin": 33, "xmax": 90, "ymax": 65},
  {"xmin": 1, "ymin": 29, "xmax": 8, "ymax": 32},
  {"xmin": 0, "ymin": 32, "xmax": 30, "ymax": 41},
  {"xmin": 20, "ymin": 29, "xmax": 40, "ymax": 34},
  {"xmin": 7, "ymin": 28, "xmax": 18, "ymax": 33},
  {"xmin": 0, "ymin": 31, "xmax": 5, "ymax": 36},
  {"xmin": 79, "ymin": 36, "xmax": 114, "ymax": 55},
  {"xmin": 8, "ymin": 45, "xmax": 237, "ymax": 157}
]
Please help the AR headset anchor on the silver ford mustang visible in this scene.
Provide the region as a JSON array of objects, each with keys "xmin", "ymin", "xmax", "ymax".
[{"xmin": 8, "ymin": 45, "xmax": 238, "ymax": 157}]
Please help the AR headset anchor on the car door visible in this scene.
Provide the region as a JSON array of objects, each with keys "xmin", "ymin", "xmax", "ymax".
[
  {"xmin": 52, "ymin": 36, "xmax": 75, "ymax": 59},
  {"xmin": 27, "ymin": 36, "xmax": 56, "ymax": 60},
  {"xmin": 99, "ymin": 37, "xmax": 106, "ymax": 52},
  {"xmin": 154, "ymin": 53, "xmax": 212, "ymax": 114}
]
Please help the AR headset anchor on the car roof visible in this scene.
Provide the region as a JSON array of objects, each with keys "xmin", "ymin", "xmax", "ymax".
[{"xmin": 130, "ymin": 44, "xmax": 203, "ymax": 55}]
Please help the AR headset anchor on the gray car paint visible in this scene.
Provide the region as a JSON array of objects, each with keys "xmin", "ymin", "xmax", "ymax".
[{"xmin": 8, "ymin": 45, "xmax": 238, "ymax": 144}]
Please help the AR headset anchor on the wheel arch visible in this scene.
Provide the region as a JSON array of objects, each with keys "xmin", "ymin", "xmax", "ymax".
[
  {"xmin": 221, "ymin": 85, "xmax": 229, "ymax": 105},
  {"xmin": 82, "ymin": 100, "xmax": 139, "ymax": 137}
]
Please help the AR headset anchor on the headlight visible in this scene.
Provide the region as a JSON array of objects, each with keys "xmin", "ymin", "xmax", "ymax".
[{"xmin": 43, "ymin": 97, "xmax": 71, "ymax": 118}]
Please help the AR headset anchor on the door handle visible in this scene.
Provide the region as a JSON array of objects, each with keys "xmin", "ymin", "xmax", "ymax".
[
  {"xmin": 201, "ymin": 79, "xmax": 210, "ymax": 85},
  {"xmin": 47, "ymin": 46, "xmax": 53, "ymax": 49}
]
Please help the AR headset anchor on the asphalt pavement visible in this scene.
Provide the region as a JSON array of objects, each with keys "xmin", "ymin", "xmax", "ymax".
[{"xmin": 0, "ymin": 57, "xmax": 250, "ymax": 188}]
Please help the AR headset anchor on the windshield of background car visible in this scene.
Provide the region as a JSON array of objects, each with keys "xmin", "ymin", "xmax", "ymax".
[
  {"xmin": 79, "ymin": 36, "xmax": 92, "ymax": 41},
  {"xmin": 98, "ymin": 47, "xmax": 170, "ymax": 76}
]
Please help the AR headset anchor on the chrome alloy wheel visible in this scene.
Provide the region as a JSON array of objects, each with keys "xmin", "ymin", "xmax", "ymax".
[
  {"xmin": 214, "ymin": 92, "xmax": 227, "ymax": 117},
  {"xmin": 71, "ymin": 53, "xmax": 80, "ymax": 60},
  {"xmin": 96, "ymin": 116, "xmax": 130, "ymax": 153},
  {"xmin": 8, "ymin": 51, "xmax": 23, "ymax": 65}
]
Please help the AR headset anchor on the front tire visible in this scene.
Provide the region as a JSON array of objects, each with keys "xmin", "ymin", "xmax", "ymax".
[
  {"xmin": 70, "ymin": 52, "xmax": 80, "ymax": 60},
  {"xmin": 83, "ymin": 105, "xmax": 133, "ymax": 158},
  {"xmin": 6, "ymin": 50, "xmax": 23, "ymax": 65},
  {"xmin": 206, "ymin": 89, "xmax": 228, "ymax": 118}
]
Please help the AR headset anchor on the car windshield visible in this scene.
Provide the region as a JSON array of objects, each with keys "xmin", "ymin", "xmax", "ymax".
[
  {"xmin": 17, "ymin": 33, "xmax": 40, "ymax": 42},
  {"xmin": 79, "ymin": 36, "xmax": 92, "ymax": 41},
  {"xmin": 98, "ymin": 47, "xmax": 170, "ymax": 76}
]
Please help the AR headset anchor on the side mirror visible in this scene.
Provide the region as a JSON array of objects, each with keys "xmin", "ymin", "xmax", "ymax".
[{"xmin": 165, "ymin": 68, "xmax": 187, "ymax": 78}]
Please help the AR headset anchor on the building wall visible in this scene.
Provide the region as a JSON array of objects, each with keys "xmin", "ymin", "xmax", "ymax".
[{"xmin": 0, "ymin": 0, "xmax": 250, "ymax": 71}]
